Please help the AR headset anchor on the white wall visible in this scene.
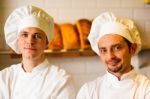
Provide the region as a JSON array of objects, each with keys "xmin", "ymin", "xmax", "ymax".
[{"xmin": 0, "ymin": 0, "xmax": 150, "ymax": 91}]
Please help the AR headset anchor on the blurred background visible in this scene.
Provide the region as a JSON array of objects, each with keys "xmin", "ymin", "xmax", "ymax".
[{"xmin": 0, "ymin": 0, "xmax": 150, "ymax": 92}]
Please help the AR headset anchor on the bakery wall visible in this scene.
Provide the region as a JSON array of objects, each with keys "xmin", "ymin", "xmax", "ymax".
[{"xmin": 1, "ymin": 0, "xmax": 150, "ymax": 91}]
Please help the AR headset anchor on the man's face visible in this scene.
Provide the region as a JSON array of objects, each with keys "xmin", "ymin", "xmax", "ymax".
[
  {"xmin": 17, "ymin": 27, "xmax": 48, "ymax": 59},
  {"xmin": 98, "ymin": 34, "xmax": 135, "ymax": 74}
]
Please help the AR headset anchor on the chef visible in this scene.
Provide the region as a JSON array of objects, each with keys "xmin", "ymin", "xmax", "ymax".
[
  {"xmin": 0, "ymin": 5, "xmax": 76, "ymax": 99},
  {"xmin": 76, "ymin": 12, "xmax": 150, "ymax": 99}
]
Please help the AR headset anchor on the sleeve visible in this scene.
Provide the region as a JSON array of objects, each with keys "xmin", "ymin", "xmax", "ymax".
[
  {"xmin": 56, "ymin": 76, "xmax": 76, "ymax": 99},
  {"xmin": 47, "ymin": 65, "xmax": 76, "ymax": 99},
  {"xmin": 145, "ymin": 91, "xmax": 150, "ymax": 99},
  {"xmin": 0, "ymin": 69, "xmax": 10, "ymax": 99},
  {"xmin": 145, "ymin": 81, "xmax": 150, "ymax": 99},
  {"xmin": 0, "ymin": 72, "xmax": 4, "ymax": 98},
  {"xmin": 76, "ymin": 83, "xmax": 89, "ymax": 99}
]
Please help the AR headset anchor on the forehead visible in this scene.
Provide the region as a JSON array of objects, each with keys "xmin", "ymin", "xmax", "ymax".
[
  {"xmin": 98, "ymin": 34, "xmax": 126, "ymax": 47},
  {"xmin": 20, "ymin": 27, "xmax": 46, "ymax": 35}
]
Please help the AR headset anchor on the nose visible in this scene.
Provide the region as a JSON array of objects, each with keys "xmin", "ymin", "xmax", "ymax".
[
  {"xmin": 26, "ymin": 35, "xmax": 35, "ymax": 45},
  {"xmin": 106, "ymin": 50, "xmax": 116, "ymax": 60}
]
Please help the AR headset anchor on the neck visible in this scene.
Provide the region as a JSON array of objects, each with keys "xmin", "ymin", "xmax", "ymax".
[{"xmin": 22, "ymin": 54, "xmax": 45, "ymax": 72}]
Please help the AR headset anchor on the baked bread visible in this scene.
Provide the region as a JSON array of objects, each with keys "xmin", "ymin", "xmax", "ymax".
[
  {"xmin": 48, "ymin": 23, "xmax": 63, "ymax": 50},
  {"xmin": 60, "ymin": 23, "xmax": 80, "ymax": 49},
  {"xmin": 76, "ymin": 19, "xmax": 91, "ymax": 49}
]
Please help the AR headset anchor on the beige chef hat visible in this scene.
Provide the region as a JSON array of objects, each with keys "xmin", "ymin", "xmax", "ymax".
[
  {"xmin": 4, "ymin": 5, "xmax": 54, "ymax": 54},
  {"xmin": 88, "ymin": 12, "xmax": 141, "ymax": 56}
]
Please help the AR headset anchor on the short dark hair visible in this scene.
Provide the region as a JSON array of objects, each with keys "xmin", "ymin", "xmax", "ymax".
[{"xmin": 123, "ymin": 38, "xmax": 132, "ymax": 49}]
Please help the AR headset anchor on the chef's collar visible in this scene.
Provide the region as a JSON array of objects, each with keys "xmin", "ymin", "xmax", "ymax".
[
  {"xmin": 20, "ymin": 58, "xmax": 49, "ymax": 75},
  {"xmin": 106, "ymin": 69, "xmax": 137, "ymax": 82}
]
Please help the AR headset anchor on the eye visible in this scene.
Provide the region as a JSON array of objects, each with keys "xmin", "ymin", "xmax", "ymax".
[
  {"xmin": 99, "ymin": 48, "xmax": 107, "ymax": 54},
  {"xmin": 34, "ymin": 33, "xmax": 42, "ymax": 39},
  {"xmin": 113, "ymin": 45, "xmax": 121, "ymax": 51},
  {"xmin": 20, "ymin": 33, "xmax": 28, "ymax": 38}
]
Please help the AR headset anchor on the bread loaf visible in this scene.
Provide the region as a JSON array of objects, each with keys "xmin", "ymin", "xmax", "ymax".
[
  {"xmin": 76, "ymin": 19, "xmax": 91, "ymax": 49},
  {"xmin": 60, "ymin": 23, "xmax": 80, "ymax": 49},
  {"xmin": 48, "ymin": 23, "xmax": 63, "ymax": 50}
]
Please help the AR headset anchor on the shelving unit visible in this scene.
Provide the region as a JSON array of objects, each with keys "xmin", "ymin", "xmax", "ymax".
[
  {"xmin": 0, "ymin": 49, "xmax": 96, "ymax": 58},
  {"xmin": 47, "ymin": 49, "xmax": 96, "ymax": 56}
]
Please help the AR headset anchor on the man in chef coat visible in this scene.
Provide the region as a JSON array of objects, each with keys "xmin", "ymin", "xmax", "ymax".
[
  {"xmin": 0, "ymin": 5, "xmax": 76, "ymax": 99},
  {"xmin": 76, "ymin": 12, "xmax": 150, "ymax": 99}
]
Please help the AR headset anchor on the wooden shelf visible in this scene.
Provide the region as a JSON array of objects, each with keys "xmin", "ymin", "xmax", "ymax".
[
  {"xmin": 45, "ymin": 49, "xmax": 96, "ymax": 57},
  {"xmin": 0, "ymin": 50, "xmax": 13, "ymax": 54},
  {"xmin": 0, "ymin": 49, "xmax": 96, "ymax": 58}
]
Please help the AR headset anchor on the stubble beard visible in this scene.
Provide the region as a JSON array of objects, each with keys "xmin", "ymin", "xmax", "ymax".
[{"xmin": 108, "ymin": 65, "xmax": 123, "ymax": 73}]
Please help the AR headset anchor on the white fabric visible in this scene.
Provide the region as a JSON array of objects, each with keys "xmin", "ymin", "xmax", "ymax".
[
  {"xmin": 18, "ymin": 15, "xmax": 51, "ymax": 37},
  {"xmin": 88, "ymin": 12, "xmax": 142, "ymax": 56},
  {"xmin": 4, "ymin": 5, "xmax": 54, "ymax": 54},
  {"xmin": 0, "ymin": 59, "xmax": 76, "ymax": 99},
  {"xmin": 99, "ymin": 22, "xmax": 133, "ymax": 43},
  {"xmin": 77, "ymin": 69, "xmax": 150, "ymax": 99}
]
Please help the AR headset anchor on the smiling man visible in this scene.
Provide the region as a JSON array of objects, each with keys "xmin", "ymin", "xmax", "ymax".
[
  {"xmin": 0, "ymin": 5, "xmax": 76, "ymax": 99},
  {"xmin": 76, "ymin": 12, "xmax": 150, "ymax": 99}
]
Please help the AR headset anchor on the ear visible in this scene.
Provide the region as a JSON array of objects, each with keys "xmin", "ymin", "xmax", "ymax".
[
  {"xmin": 130, "ymin": 43, "xmax": 137, "ymax": 55},
  {"xmin": 45, "ymin": 40, "xmax": 49, "ymax": 50}
]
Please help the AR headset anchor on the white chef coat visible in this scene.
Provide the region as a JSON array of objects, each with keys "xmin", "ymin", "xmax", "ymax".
[
  {"xmin": 77, "ymin": 69, "xmax": 150, "ymax": 99},
  {"xmin": 0, "ymin": 59, "xmax": 76, "ymax": 99}
]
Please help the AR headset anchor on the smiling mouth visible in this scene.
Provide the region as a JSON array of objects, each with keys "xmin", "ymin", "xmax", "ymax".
[
  {"xmin": 24, "ymin": 47, "xmax": 36, "ymax": 50},
  {"xmin": 109, "ymin": 62, "xmax": 118, "ymax": 66},
  {"xmin": 107, "ymin": 59, "xmax": 121, "ymax": 66}
]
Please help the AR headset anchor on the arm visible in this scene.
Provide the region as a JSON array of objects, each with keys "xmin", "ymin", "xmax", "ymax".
[
  {"xmin": 0, "ymin": 69, "xmax": 10, "ymax": 99},
  {"xmin": 145, "ymin": 82, "xmax": 150, "ymax": 99},
  {"xmin": 57, "ymin": 77, "xmax": 76, "ymax": 99},
  {"xmin": 76, "ymin": 83, "xmax": 88, "ymax": 99}
]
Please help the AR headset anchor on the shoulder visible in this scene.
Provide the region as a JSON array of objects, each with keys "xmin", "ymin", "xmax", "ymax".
[
  {"xmin": 134, "ymin": 72, "xmax": 150, "ymax": 91},
  {"xmin": 133, "ymin": 72, "xmax": 150, "ymax": 98},
  {"xmin": 136, "ymin": 73, "xmax": 150, "ymax": 90},
  {"xmin": 46, "ymin": 64, "xmax": 73, "ymax": 84},
  {"xmin": 83, "ymin": 74, "xmax": 106, "ymax": 90},
  {"xmin": 0, "ymin": 63, "xmax": 21, "ymax": 85},
  {"xmin": 0, "ymin": 63, "xmax": 21, "ymax": 77},
  {"xmin": 46, "ymin": 65, "xmax": 76, "ymax": 98},
  {"xmin": 48, "ymin": 65, "xmax": 71, "ymax": 78},
  {"xmin": 135, "ymin": 72, "xmax": 150, "ymax": 84},
  {"xmin": 77, "ymin": 75, "xmax": 105, "ymax": 98}
]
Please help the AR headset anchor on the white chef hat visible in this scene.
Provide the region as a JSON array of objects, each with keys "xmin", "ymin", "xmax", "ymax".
[
  {"xmin": 4, "ymin": 5, "xmax": 54, "ymax": 54},
  {"xmin": 88, "ymin": 12, "xmax": 141, "ymax": 56}
]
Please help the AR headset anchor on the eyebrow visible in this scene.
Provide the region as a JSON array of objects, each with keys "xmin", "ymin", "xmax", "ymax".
[
  {"xmin": 20, "ymin": 31, "xmax": 28, "ymax": 33},
  {"xmin": 99, "ymin": 47, "xmax": 106, "ymax": 50},
  {"xmin": 112, "ymin": 43, "xmax": 121, "ymax": 47},
  {"xmin": 20, "ymin": 31, "xmax": 43, "ymax": 35},
  {"xmin": 98, "ymin": 43, "xmax": 121, "ymax": 49}
]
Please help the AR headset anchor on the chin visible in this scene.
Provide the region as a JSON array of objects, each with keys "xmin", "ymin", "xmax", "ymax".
[
  {"xmin": 108, "ymin": 65, "xmax": 122, "ymax": 73},
  {"xmin": 22, "ymin": 53, "xmax": 37, "ymax": 58},
  {"xmin": 23, "ymin": 55, "xmax": 35, "ymax": 59},
  {"xmin": 108, "ymin": 65, "xmax": 123, "ymax": 73}
]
